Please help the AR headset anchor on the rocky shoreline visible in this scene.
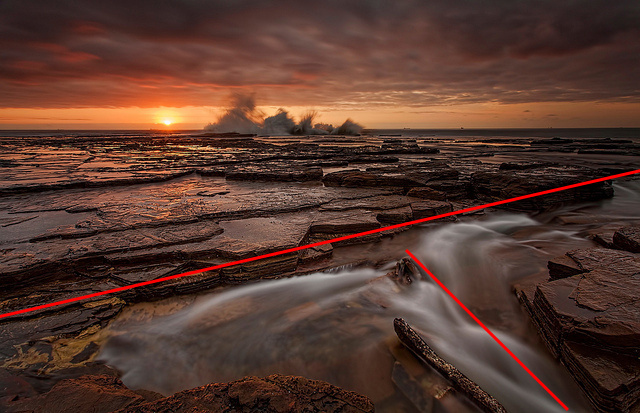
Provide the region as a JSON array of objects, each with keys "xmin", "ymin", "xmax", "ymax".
[{"xmin": 1, "ymin": 131, "xmax": 639, "ymax": 412}]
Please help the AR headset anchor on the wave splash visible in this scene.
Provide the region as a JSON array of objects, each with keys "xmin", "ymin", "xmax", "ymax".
[{"xmin": 204, "ymin": 93, "xmax": 363, "ymax": 135}]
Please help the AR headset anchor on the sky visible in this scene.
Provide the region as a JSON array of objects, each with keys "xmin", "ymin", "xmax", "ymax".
[{"xmin": 0, "ymin": 0, "xmax": 638, "ymax": 129}]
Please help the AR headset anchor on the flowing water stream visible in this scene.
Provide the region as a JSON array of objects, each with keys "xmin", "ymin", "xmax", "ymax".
[{"xmin": 99, "ymin": 181, "xmax": 640, "ymax": 412}]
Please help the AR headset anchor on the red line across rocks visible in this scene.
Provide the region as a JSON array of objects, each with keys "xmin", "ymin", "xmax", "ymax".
[
  {"xmin": 1, "ymin": 168, "xmax": 639, "ymax": 321},
  {"xmin": 406, "ymin": 249, "xmax": 570, "ymax": 411}
]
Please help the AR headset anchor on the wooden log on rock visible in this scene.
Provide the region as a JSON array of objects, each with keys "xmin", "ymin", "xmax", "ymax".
[{"xmin": 393, "ymin": 318, "xmax": 507, "ymax": 413}]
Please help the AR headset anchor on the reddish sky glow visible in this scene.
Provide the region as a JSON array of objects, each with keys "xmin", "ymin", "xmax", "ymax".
[{"xmin": 0, "ymin": 0, "xmax": 638, "ymax": 129}]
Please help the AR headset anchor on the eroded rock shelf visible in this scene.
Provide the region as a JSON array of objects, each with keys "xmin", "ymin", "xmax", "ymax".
[{"xmin": 1, "ymin": 131, "xmax": 638, "ymax": 412}]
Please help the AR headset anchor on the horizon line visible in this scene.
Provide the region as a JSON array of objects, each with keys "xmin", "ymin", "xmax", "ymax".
[{"xmin": 1, "ymin": 126, "xmax": 639, "ymax": 132}]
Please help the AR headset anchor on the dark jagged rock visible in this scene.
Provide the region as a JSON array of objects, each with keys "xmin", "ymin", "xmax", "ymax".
[
  {"xmin": 117, "ymin": 374, "xmax": 374, "ymax": 413},
  {"xmin": 589, "ymin": 231, "xmax": 620, "ymax": 249},
  {"xmin": 613, "ymin": 225, "xmax": 640, "ymax": 253},
  {"xmin": 387, "ymin": 257, "xmax": 423, "ymax": 285},
  {"xmin": 201, "ymin": 132, "xmax": 257, "ymax": 138},
  {"xmin": 206, "ymin": 137, "xmax": 274, "ymax": 149},
  {"xmin": 530, "ymin": 137, "xmax": 575, "ymax": 146},
  {"xmin": 0, "ymin": 368, "xmax": 37, "ymax": 403},
  {"xmin": 547, "ymin": 254, "xmax": 584, "ymax": 280},
  {"xmin": 2, "ymin": 373, "xmax": 373, "ymax": 413},
  {"xmin": 527, "ymin": 272, "xmax": 640, "ymax": 412},
  {"xmin": 533, "ymin": 271, "xmax": 640, "ymax": 352},
  {"xmin": 2, "ymin": 375, "xmax": 162, "ymax": 413}
]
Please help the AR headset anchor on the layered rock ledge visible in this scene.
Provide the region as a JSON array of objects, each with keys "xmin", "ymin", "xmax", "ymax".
[
  {"xmin": 515, "ymin": 224, "xmax": 640, "ymax": 413},
  {"xmin": 1, "ymin": 132, "xmax": 637, "ymax": 411}
]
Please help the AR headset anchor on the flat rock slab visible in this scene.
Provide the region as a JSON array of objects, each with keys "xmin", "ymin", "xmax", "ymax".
[
  {"xmin": 308, "ymin": 210, "xmax": 382, "ymax": 246},
  {"xmin": 310, "ymin": 210, "xmax": 381, "ymax": 235},
  {"xmin": 521, "ymin": 241, "xmax": 640, "ymax": 413},
  {"xmin": 410, "ymin": 179, "xmax": 472, "ymax": 200},
  {"xmin": 547, "ymin": 247, "xmax": 640, "ymax": 280},
  {"xmin": 323, "ymin": 165, "xmax": 459, "ymax": 188},
  {"xmin": 225, "ymin": 164, "xmax": 323, "ymax": 182},
  {"xmin": 218, "ymin": 214, "xmax": 312, "ymax": 252},
  {"xmin": 319, "ymin": 195, "xmax": 416, "ymax": 212},
  {"xmin": 410, "ymin": 200, "xmax": 452, "ymax": 220},
  {"xmin": 534, "ymin": 271, "xmax": 640, "ymax": 351},
  {"xmin": 0, "ymin": 222, "xmax": 224, "ymax": 285},
  {"xmin": 471, "ymin": 167, "xmax": 613, "ymax": 210},
  {"xmin": 376, "ymin": 206, "xmax": 413, "ymax": 225},
  {"xmin": 406, "ymin": 186, "xmax": 448, "ymax": 200},
  {"xmin": 613, "ymin": 225, "xmax": 640, "ymax": 253}
]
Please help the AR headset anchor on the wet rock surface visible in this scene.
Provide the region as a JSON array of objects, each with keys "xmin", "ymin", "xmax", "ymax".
[
  {"xmin": 614, "ymin": 225, "xmax": 640, "ymax": 253},
  {"xmin": 0, "ymin": 131, "xmax": 638, "ymax": 411},
  {"xmin": 1, "ymin": 373, "xmax": 373, "ymax": 413},
  {"xmin": 515, "ymin": 224, "xmax": 640, "ymax": 412},
  {"xmin": 2, "ymin": 374, "xmax": 162, "ymax": 413},
  {"xmin": 471, "ymin": 166, "xmax": 613, "ymax": 210}
]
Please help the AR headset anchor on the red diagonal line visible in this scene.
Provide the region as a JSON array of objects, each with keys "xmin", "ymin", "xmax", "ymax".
[
  {"xmin": 1, "ymin": 168, "xmax": 639, "ymax": 321},
  {"xmin": 405, "ymin": 249, "xmax": 570, "ymax": 411}
]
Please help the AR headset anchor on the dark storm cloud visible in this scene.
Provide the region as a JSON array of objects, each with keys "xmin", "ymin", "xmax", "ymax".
[{"xmin": 0, "ymin": 0, "xmax": 638, "ymax": 108}]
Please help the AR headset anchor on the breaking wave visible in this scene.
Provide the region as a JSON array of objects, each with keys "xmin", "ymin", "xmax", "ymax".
[{"xmin": 204, "ymin": 93, "xmax": 363, "ymax": 136}]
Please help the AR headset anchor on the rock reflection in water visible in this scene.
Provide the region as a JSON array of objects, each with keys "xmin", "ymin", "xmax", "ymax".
[{"xmin": 99, "ymin": 214, "xmax": 594, "ymax": 412}]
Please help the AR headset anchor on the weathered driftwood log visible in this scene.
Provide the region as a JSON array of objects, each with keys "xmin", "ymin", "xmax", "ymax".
[{"xmin": 393, "ymin": 318, "xmax": 507, "ymax": 413}]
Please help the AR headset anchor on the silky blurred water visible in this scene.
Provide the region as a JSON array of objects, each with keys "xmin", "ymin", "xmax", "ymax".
[{"xmin": 99, "ymin": 180, "xmax": 640, "ymax": 412}]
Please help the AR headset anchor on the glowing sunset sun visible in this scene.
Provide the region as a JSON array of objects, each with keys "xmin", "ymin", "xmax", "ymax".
[{"xmin": 162, "ymin": 119, "xmax": 173, "ymax": 126}]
